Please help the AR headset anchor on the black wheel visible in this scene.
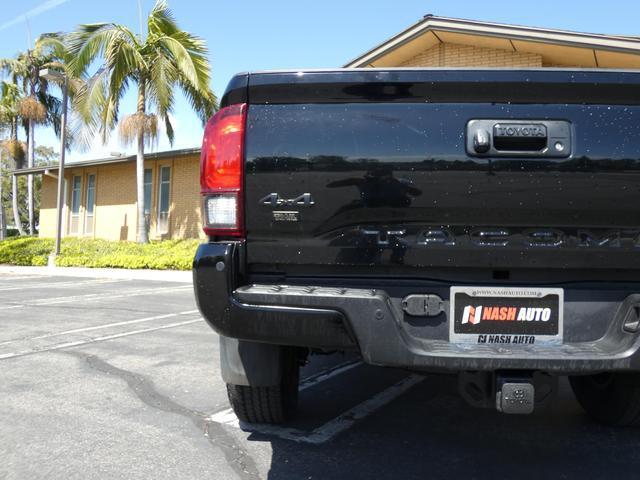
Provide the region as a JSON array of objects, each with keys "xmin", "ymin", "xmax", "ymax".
[
  {"xmin": 226, "ymin": 347, "xmax": 300, "ymax": 424},
  {"xmin": 569, "ymin": 373, "xmax": 640, "ymax": 426}
]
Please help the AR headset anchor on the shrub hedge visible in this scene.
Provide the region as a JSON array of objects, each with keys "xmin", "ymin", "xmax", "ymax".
[{"xmin": 0, "ymin": 237, "xmax": 199, "ymax": 270}]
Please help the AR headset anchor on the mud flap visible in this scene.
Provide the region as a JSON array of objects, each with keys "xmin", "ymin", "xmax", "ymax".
[{"xmin": 220, "ymin": 336, "xmax": 282, "ymax": 387}]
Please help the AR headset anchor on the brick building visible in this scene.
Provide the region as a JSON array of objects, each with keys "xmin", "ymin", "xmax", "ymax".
[
  {"xmin": 17, "ymin": 149, "xmax": 204, "ymax": 241},
  {"xmin": 15, "ymin": 15, "xmax": 640, "ymax": 241}
]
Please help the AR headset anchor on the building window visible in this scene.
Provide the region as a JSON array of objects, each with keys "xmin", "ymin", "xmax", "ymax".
[
  {"xmin": 143, "ymin": 168, "xmax": 152, "ymax": 232},
  {"xmin": 157, "ymin": 166, "xmax": 170, "ymax": 234},
  {"xmin": 84, "ymin": 174, "xmax": 96, "ymax": 235},
  {"xmin": 69, "ymin": 175, "xmax": 81, "ymax": 234}
]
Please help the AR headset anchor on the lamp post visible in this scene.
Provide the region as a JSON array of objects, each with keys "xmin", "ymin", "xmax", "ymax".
[
  {"xmin": 39, "ymin": 68, "xmax": 68, "ymax": 261},
  {"xmin": 0, "ymin": 148, "xmax": 6, "ymax": 240}
]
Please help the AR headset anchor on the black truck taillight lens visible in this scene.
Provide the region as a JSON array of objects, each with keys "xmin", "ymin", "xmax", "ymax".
[{"xmin": 200, "ymin": 103, "xmax": 247, "ymax": 237}]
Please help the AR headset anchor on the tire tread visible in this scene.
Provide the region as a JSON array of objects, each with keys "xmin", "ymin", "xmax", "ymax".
[
  {"xmin": 226, "ymin": 384, "xmax": 287, "ymax": 424},
  {"xmin": 570, "ymin": 373, "xmax": 640, "ymax": 427},
  {"xmin": 225, "ymin": 347, "xmax": 300, "ymax": 425}
]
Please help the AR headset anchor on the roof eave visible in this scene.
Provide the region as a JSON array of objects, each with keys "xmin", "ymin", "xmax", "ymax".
[
  {"xmin": 344, "ymin": 15, "xmax": 640, "ymax": 68},
  {"xmin": 10, "ymin": 147, "xmax": 201, "ymax": 176}
]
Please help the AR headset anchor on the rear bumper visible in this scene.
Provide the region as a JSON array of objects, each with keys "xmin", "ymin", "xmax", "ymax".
[{"xmin": 193, "ymin": 242, "xmax": 640, "ymax": 374}]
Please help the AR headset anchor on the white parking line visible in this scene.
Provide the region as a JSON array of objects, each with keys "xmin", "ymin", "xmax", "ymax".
[
  {"xmin": 0, "ymin": 275, "xmax": 49, "ymax": 282},
  {"xmin": 299, "ymin": 360, "xmax": 362, "ymax": 391},
  {"xmin": 0, "ymin": 318, "xmax": 202, "ymax": 361},
  {"xmin": 0, "ymin": 278, "xmax": 128, "ymax": 292},
  {"xmin": 0, "ymin": 310, "xmax": 200, "ymax": 346},
  {"xmin": 3, "ymin": 285, "xmax": 192, "ymax": 309},
  {"xmin": 299, "ymin": 375, "xmax": 424, "ymax": 444},
  {"xmin": 34, "ymin": 309, "xmax": 200, "ymax": 338},
  {"xmin": 208, "ymin": 368, "xmax": 425, "ymax": 444}
]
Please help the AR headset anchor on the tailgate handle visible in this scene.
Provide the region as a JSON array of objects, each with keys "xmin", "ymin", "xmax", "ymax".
[
  {"xmin": 466, "ymin": 120, "xmax": 571, "ymax": 158},
  {"xmin": 492, "ymin": 123, "xmax": 547, "ymax": 151}
]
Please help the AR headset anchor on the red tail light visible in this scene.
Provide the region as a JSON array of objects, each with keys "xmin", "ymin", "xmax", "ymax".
[{"xmin": 200, "ymin": 103, "xmax": 247, "ymax": 237}]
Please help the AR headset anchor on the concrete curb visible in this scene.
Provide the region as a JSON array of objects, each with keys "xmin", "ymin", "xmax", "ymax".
[{"xmin": 0, "ymin": 265, "xmax": 193, "ymax": 283}]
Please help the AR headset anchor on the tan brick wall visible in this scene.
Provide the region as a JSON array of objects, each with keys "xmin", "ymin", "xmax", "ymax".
[
  {"xmin": 170, "ymin": 154, "xmax": 204, "ymax": 240},
  {"xmin": 399, "ymin": 43, "xmax": 444, "ymax": 67},
  {"xmin": 399, "ymin": 42, "xmax": 542, "ymax": 68},
  {"xmin": 39, "ymin": 175, "xmax": 58, "ymax": 238},
  {"xmin": 92, "ymin": 163, "xmax": 137, "ymax": 241},
  {"xmin": 38, "ymin": 154, "xmax": 204, "ymax": 241}
]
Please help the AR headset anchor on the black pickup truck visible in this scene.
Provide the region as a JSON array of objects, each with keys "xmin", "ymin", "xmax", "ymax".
[{"xmin": 194, "ymin": 68, "xmax": 640, "ymax": 425}]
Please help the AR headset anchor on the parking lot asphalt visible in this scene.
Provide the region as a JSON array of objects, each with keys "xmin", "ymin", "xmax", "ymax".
[{"xmin": 2, "ymin": 272, "xmax": 640, "ymax": 480}]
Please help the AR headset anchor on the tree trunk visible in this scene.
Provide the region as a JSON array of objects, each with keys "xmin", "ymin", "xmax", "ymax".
[
  {"xmin": 26, "ymin": 71, "xmax": 37, "ymax": 236},
  {"xmin": 136, "ymin": 82, "xmax": 149, "ymax": 244},
  {"xmin": 136, "ymin": 132, "xmax": 148, "ymax": 243},
  {"xmin": 27, "ymin": 118, "xmax": 35, "ymax": 235},
  {"xmin": 12, "ymin": 175, "xmax": 23, "ymax": 236},
  {"xmin": 10, "ymin": 121, "xmax": 25, "ymax": 236}
]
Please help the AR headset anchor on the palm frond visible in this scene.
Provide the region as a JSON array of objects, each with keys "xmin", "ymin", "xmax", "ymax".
[
  {"xmin": 178, "ymin": 74, "xmax": 217, "ymax": 124},
  {"xmin": 163, "ymin": 113, "xmax": 174, "ymax": 145},
  {"xmin": 147, "ymin": 0, "xmax": 179, "ymax": 37},
  {"xmin": 68, "ymin": 73, "xmax": 110, "ymax": 152},
  {"xmin": 105, "ymin": 34, "xmax": 145, "ymax": 100},
  {"xmin": 38, "ymin": 92, "xmax": 62, "ymax": 134},
  {"xmin": 35, "ymin": 33, "xmax": 69, "ymax": 63},
  {"xmin": 146, "ymin": 50, "xmax": 177, "ymax": 115},
  {"xmin": 0, "ymin": 57, "xmax": 26, "ymax": 78},
  {"xmin": 18, "ymin": 96, "xmax": 46, "ymax": 122},
  {"xmin": 72, "ymin": 67, "xmax": 108, "ymax": 124},
  {"xmin": 118, "ymin": 112, "xmax": 158, "ymax": 147},
  {"xmin": 67, "ymin": 23, "xmax": 138, "ymax": 77},
  {"xmin": 100, "ymin": 93, "xmax": 122, "ymax": 144},
  {"xmin": 0, "ymin": 80, "xmax": 21, "ymax": 111},
  {"xmin": 153, "ymin": 35, "xmax": 201, "ymax": 88},
  {"xmin": 2, "ymin": 139, "xmax": 25, "ymax": 166}
]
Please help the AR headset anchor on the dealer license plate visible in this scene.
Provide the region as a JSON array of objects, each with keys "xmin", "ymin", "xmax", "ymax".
[{"xmin": 449, "ymin": 287, "xmax": 563, "ymax": 346}]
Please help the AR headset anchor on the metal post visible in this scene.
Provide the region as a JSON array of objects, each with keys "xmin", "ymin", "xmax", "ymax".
[
  {"xmin": 0, "ymin": 148, "xmax": 6, "ymax": 241},
  {"xmin": 52, "ymin": 76, "xmax": 68, "ymax": 259}
]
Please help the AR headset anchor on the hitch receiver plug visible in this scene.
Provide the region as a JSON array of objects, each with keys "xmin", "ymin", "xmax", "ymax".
[
  {"xmin": 402, "ymin": 294, "xmax": 445, "ymax": 317},
  {"xmin": 496, "ymin": 380, "xmax": 535, "ymax": 414}
]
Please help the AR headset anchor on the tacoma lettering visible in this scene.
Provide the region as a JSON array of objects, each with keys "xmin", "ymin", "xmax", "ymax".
[{"xmin": 354, "ymin": 227, "xmax": 640, "ymax": 249}]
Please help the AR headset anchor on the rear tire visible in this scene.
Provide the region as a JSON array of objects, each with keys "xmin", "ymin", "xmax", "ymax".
[
  {"xmin": 226, "ymin": 347, "xmax": 300, "ymax": 424},
  {"xmin": 569, "ymin": 373, "xmax": 640, "ymax": 426}
]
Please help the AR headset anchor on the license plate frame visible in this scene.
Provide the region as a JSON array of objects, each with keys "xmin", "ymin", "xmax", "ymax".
[{"xmin": 449, "ymin": 286, "xmax": 564, "ymax": 346}]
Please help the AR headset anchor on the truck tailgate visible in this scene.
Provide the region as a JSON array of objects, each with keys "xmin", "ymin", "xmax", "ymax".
[{"xmin": 242, "ymin": 70, "xmax": 640, "ymax": 273}]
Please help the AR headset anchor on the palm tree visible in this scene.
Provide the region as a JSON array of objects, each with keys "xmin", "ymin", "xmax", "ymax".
[
  {"xmin": 1, "ymin": 34, "xmax": 66, "ymax": 235},
  {"xmin": 0, "ymin": 80, "xmax": 26, "ymax": 236},
  {"xmin": 67, "ymin": 0, "xmax": 216, "ymax": 243}
]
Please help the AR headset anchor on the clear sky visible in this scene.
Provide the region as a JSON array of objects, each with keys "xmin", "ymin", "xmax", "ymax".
[{"xmin": 1, "ymin": 0, "xmax": 640, "ymax": 162}]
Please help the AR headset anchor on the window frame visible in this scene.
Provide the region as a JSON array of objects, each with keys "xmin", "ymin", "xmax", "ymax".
[
  {"xmin": 83, "ymin": 173, "xmax": 96, "ymax": 236},
  {"xmin": 143, "ymin": 168, "xmax": 153, "ymax": 233},
  {"xmin": 68, "ymin": 175, "xmax": 82, "ymax": 235},
  {"xmin": 156, "ymin": 165, "xmax": 171, "ymax": 235}
]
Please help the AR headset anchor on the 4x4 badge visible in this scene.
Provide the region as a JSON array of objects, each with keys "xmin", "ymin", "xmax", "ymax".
[{"xmin": 259, "ymin": 192, "xmax": 315, "ymax": 207}]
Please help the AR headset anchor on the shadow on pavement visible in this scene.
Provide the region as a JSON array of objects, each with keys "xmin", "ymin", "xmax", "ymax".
[{"xmin": 251, "ymin": 374, "xmax": 640, "ymax": 480}]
